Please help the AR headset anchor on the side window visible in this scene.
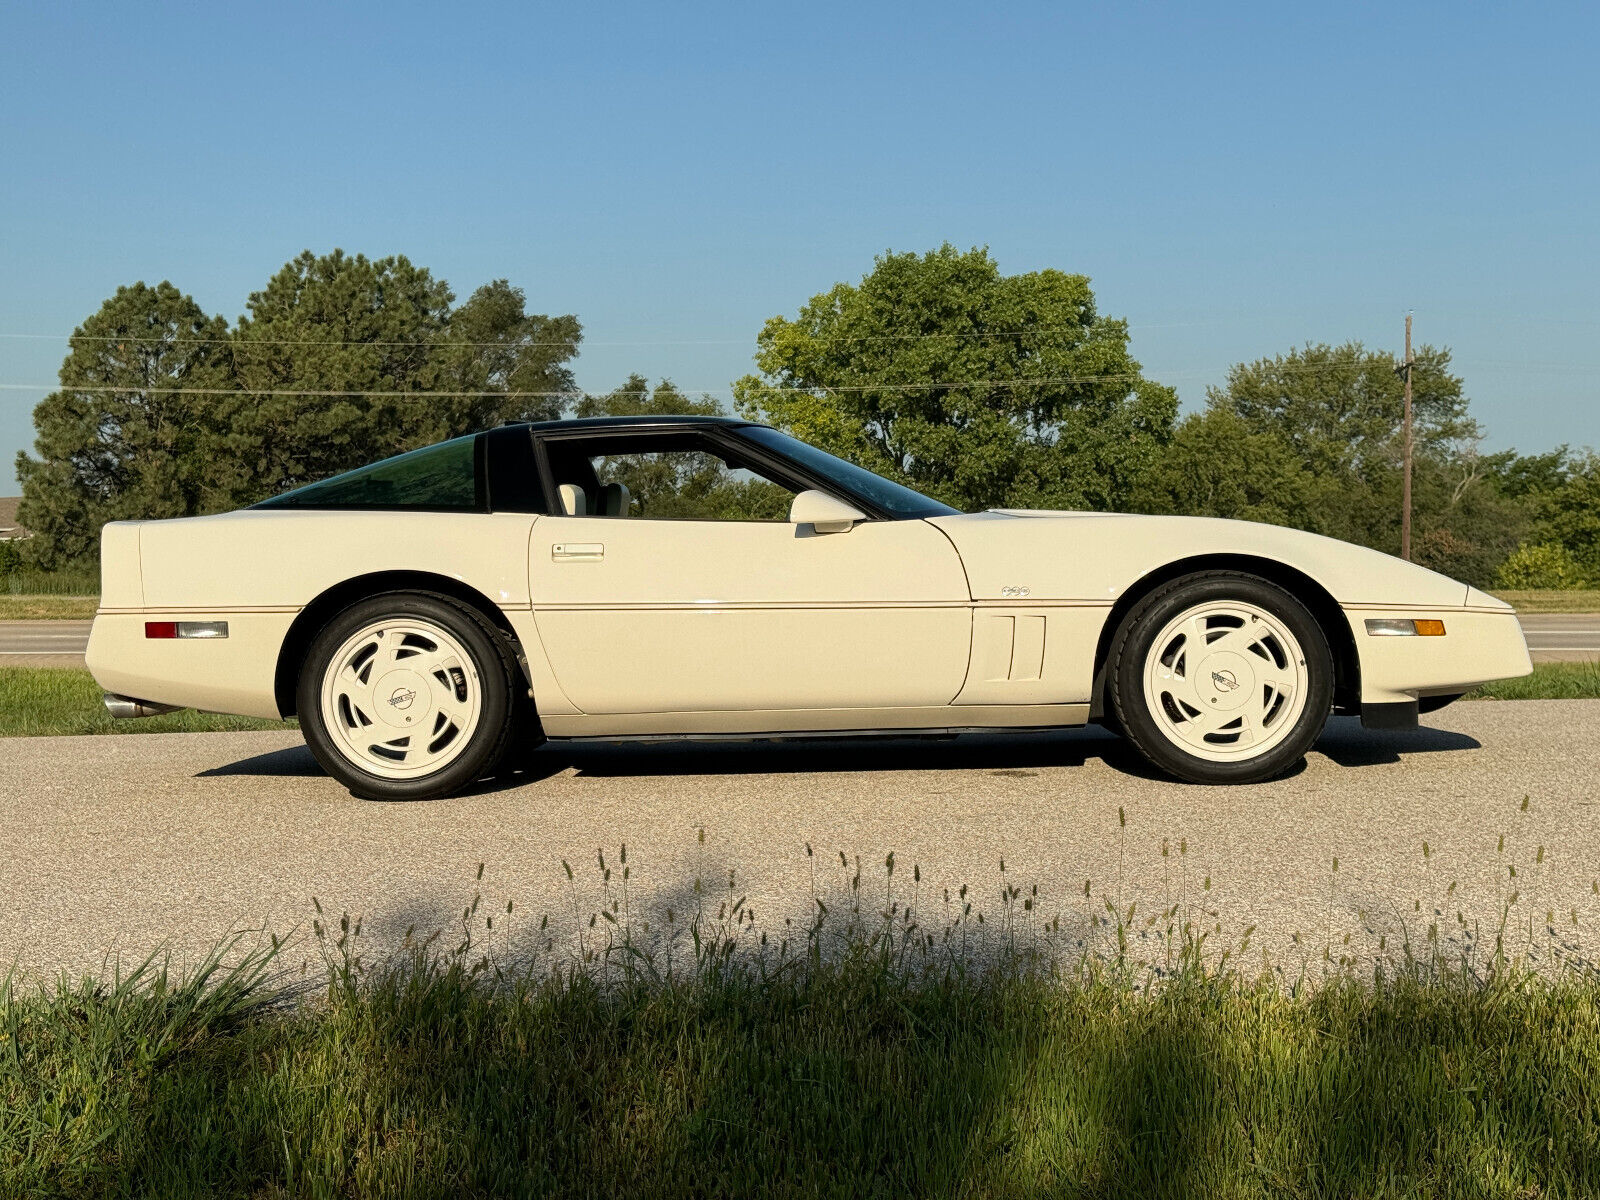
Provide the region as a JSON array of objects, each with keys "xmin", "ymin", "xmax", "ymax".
[
  {"xmin": 256, "ymin": 435, "xmax": 481, "ymax": 511},
  {"xmin": 593, "ymin": 449, "xmax": 793, "ymax": 520},
  {"xmin": 541, "ymin": 434, "xmax": 795, "ymax": 520}
]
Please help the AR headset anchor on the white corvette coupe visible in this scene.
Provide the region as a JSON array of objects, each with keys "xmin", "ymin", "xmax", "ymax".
[{"xmin": 87, "ymin": 415, "xmax": 1532, "ymax": 799}]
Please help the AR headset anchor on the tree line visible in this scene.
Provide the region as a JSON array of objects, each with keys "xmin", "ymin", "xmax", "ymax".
[{"xmin": 14, "ymin": 245, "xmax": 1598, "ymax": 589}]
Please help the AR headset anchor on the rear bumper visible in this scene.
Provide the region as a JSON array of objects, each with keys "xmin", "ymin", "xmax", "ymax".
[
  {"xmin": 85, "ymin": 610, "xmax": 294, "ymax": 719},
  {"xmin": 1347, "ymin": 607, "xmax": 1532, "ymax": 708}
]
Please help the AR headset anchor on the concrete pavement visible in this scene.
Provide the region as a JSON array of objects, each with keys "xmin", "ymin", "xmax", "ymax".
[{"xmin": 2, "ymin": 700, "xmax": 1597, "ymax": 982}]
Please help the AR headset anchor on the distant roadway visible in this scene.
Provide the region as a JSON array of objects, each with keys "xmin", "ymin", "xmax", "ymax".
[
  {"xmin": 3, "ymin": 613, "xmax": 1598, "ymax": 668},
  {"xmin": 1517, "ymin": 613, "xmax": 1600, "ymax": 661}
]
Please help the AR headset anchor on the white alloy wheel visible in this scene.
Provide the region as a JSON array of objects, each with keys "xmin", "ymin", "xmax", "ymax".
[
  {"xmin": 317, "ymin": 617, "xmax": 485, "ymax": 779},
  {"xmin": 1140, "ymin": 600, "xmax": 1310, "ymax": 763}
]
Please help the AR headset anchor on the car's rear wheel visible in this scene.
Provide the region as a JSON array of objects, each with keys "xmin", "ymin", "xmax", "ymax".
[
  {"xmin": 297, "ymin": 593, "xmax": 517, "ymax": 800},
  {"xmin": 1108, "ymin": 572, "xmax": 1333, "ymax": 784}
]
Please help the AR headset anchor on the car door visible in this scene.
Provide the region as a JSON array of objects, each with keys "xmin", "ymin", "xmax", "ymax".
[{"xmin": 526, "ymin": 430, "xmax": 971, "ymax": 715}]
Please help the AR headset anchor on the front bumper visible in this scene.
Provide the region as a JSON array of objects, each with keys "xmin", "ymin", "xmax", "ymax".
[{"xmin": 1347, "ymin": 606, "xmax": 1532, "ymax": 721}]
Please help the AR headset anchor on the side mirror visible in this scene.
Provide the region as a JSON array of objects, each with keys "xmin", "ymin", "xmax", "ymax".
[{"xmin": 789, "ymin": 489, "xmax": 866, "ymax": 534}]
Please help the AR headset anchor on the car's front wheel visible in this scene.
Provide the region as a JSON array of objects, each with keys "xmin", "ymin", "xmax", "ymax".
[
  {"xmin": 297, "ymin": 592, "xmax": 517, "ymax": 800},
  {"xmin": 1108, "ymin": 572, "xmax": 1333, "ymax": 784}
]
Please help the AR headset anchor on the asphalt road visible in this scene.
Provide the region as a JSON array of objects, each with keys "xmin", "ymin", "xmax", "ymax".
[
  {"xmin": 0, "ymin": 620, "xmax": 94, "ymax": 666},
  {"xmin": 1518, "ymin": 613, "xmax": 1600, "ymax": 660},
  {"xmin": 2, "ymin": 700, "xmax": 1597, "ymax": 982},
  {"xmin": 4, "ymin": 614, "xmax": 1597, "ymax": 669}
]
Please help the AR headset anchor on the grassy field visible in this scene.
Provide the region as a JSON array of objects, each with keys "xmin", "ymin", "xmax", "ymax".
[
  {"xmin": 0, "ymin": 667, "xmax": 292, "ymax": 736},
  {"xmin": 1493, "ymin": 588, "xmax": 1600, "ymax": 613},
  {"xmin": 0, "ymin": 593, "xmax": 97, "ymax": 620},
  {"xmin": 4, "ymin": 920, "xmax": 1600, "ymax": 1197},
  {"xmin": 1468, "ymin": 660, "xmax": 1600, "ymax": 700}
]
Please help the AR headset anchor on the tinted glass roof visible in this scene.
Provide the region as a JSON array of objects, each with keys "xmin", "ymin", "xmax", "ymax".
[{"xmin": 513, "ymin": 415, "xmax": 756, "ymax": 432}]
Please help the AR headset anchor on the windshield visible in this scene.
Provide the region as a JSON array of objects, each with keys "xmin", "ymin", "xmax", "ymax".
[{"xmin": 737, "ymin": 426, "xmax": 958, "ymax": 519}]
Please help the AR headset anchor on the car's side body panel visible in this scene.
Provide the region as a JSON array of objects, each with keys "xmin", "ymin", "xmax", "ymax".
[
  {"xmin": 87, "ymin": 511, "xmax": 540, "ymax": 719},
  {"xmin": 528, "ymin": 514, "xmax": 971, "ymax": 714},
  {"xmin": 125, "ymin": 510, "xmax": 538, "ymax": 611},
  {"xmin": 538, "ymin": 703, "xmax": 1089, "ymax": 738},
  {"xmin": 931, "ymin": 510, "xmax": 1530, "ymax": 710},
  {"xmin": 931, "ymin": 510, "xmax": 1474, "ymax": 607},
  {"xmin": 949, "ymin": 603, "xmax": 1109, "ymax": 706}
]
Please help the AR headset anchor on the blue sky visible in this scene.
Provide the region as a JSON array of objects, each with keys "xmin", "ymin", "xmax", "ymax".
[{"xmin": 2, "ymin": 1, "xmax": 1596, "ymax": 491}]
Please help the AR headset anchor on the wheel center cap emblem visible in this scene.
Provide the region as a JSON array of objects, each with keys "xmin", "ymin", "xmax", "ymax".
[
  {"xmin": 1210, "ymin": 669, "xmax": 1240, "ymax": 692},
  {"xmin": 388, "ymin": 687, "xmax": 417, "ymax": 710}
]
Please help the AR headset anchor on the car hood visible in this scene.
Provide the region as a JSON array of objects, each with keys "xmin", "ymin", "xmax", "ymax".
[{"xmin": 928, "ymin": 509, "xmax": 1507, "ymax": 610}]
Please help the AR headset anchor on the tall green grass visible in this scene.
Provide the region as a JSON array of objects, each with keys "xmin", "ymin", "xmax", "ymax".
[
  {"xmin": 15, "ymin": 942, "xmax": 1598, "ymax": 1197},
  {"xmin": 1469, "ymin": 660, "xmax": 1600, "ymax": 700},
  {"xmin": 0, "ymin": 667, "xmax": 293, "ymax": 736},
  {"xmin": 1494, "ymin": 588, "xmax": 1600, "ymax": 613},
  {"xmin": 0, "ymin": 565, "xmax": 98, "ymax": 596},
  {"xmin": 6, "ymin": 842, "xmax": 1600, "ymax": 1197}
]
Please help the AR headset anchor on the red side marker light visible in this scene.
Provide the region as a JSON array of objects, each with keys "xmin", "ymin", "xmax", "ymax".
[{"xmin": 145, "ymin": 621, "xmax": 178, "ymax": 639}]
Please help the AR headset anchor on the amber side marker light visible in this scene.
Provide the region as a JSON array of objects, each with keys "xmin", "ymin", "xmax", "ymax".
[
  {"xmin": 1365, "ymin": 618, "xmax": 1446, "ymax": 637},
  {"xmin": 144, "ymin": 621, "xmax": 229, "ymax": 639}
]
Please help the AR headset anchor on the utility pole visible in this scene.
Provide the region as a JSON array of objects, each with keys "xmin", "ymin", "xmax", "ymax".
[{"xmin": 1400, "ymin": 312, "xmax": 1415, "ymax": 561}]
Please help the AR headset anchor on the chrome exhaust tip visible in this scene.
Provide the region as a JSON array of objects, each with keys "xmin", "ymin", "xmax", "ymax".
[{"xmin": 103, "ymin": 693, "xmax": 182, "ymax": 719}]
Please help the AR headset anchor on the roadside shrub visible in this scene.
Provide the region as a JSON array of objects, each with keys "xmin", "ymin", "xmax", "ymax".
[
  {"xmin": 1494, "ymin": 541, "xmax": 1590, "ymax": 590},
  {"xmin": 0, "ymin": 539, "xmax": 19, "ymax": 579},
  {"xmin": 1413, "ymin": 526, "xmax": 1507, "ymax": 589}
]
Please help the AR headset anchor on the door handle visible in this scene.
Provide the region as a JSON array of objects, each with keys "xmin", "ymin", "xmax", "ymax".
[{"xmin": 552, "ymin": 542, "xmax": 604, "ymax": 562}]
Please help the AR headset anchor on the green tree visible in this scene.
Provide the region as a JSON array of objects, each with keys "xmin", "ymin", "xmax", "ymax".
[
  {"xmin": 215, "ymin": 250, "xmax": 579, "ymax": 501},
  {"xmin": 732, "ymin": 245, "xmax": 1177, "ymax": 512},
  {"xmin": 1481, "ymin": 446, "xmax": 1571, "ymax": 500},
  {"xmin": 1406, "ymin": 451, "xmax": 1530, "ymax": 586},
  {"xmin": 1525, "ymin": 452, "xmax": 1600, "ymax": 582},
  {"xmin": 14, "ymin": 282, "xmax": 231, "ymax": 568},
  {"xmin": 576, "ymin": 376, "xmax": 789, "ymax": 519},
  {"xmin": 1212, "ymin": 342, "xmax": 1476, "ymax": 477},
  {"xmin": 433, "ymin": 279, "xmax": 582, "ymax": 427},
  {"xmin": 1196, "ymin": 342, "xmax": 1526, "ymax": 584},
  {"xmin": 1129, "ymin": 409, "xmax": 1315, "ymax": 526},
  {"xmin": 575, "ymin": 373, "xmax": 721, "ymax": 421}
]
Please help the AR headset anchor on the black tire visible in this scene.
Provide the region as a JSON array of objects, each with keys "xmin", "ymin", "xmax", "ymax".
[
  {"xmin": 1107, "ymin": 572, "xmax": 1334, "ymax": 784},
  {"xmin": 297, "ymin": 592, "xmax": 519, "ymax": 801}
]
